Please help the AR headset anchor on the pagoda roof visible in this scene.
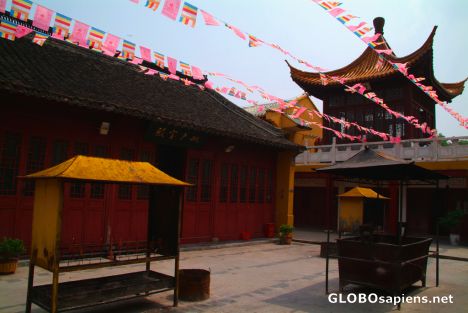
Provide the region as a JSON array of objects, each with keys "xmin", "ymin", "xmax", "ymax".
[{"xmin": 289, "ymin": 23, "xmax": 466, "ymax": 102}]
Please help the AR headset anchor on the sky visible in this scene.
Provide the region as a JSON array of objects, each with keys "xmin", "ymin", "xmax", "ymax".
[{"xmin": 17, "ymin": 0, "xmax": 468, "ymax": 137}]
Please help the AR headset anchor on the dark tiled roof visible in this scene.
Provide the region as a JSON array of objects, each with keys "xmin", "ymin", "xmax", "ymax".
[
  {"xmin": 289, "ymin": 26, "xmax": 466, "ymax": 102},
  {"xmin": 0, "ymin": 35, "xmax": 299, "ymax": 150}
]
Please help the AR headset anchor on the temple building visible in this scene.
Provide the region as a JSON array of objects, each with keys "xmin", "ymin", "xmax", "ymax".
[
  {"xmin": 288, "ymin": 17, "xmax": 466, "ymax": 143},
  {"xmin": 0, "ymin": 32, "xmax": 301, "ymax": 249},
  {"xmin": 290, "ymin": 18, "xmax": 467, "ymax": 240}
]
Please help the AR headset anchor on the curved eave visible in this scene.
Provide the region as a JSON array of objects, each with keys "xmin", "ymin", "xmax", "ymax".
[{"xmin": 288, "ymin": 26, "xmax": 464, "ymax": 101}]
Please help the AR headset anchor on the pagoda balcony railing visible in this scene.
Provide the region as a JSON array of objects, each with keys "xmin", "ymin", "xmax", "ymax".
[{"xmin": 296, "ymin": 136, "xmax": 468, "ymax": 165}]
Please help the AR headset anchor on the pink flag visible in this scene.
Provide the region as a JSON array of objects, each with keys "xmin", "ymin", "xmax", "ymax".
[
  {"xmin": 69, "ymin": 20, "xmax": 90, "ymax": 47},
  {"xmin": 191, "ymin": 65, "xmax": 204, "ymax": 80},
  {"xmin": 292, "ymin": 107, "xmax": 307, "ymax": 119},
  {"xmin": 140, "ymin": 46, "xmax": 152, "ymax": 62},
  {"xmin": 227, "ymin": 24, "xmax": 246, "ymax": 40},
  {"xmin": 168, "ymin": 74, "xmax": 180, "ymax": 80},
  {"xmin": 167, "ymin": 56, "xmax": 177, "ymax": 74},
  {"xmin": 362, "ymin": 33, "xmax": 381, "ymax": 43},
  {"xmin": 161, "ymin": 0, "xmax": 181, "ymax": 20},
  {"xmin": 32, "ymin": 5, "xmax": 54, "ymax": 31},
  {"xmin": 15, "ymin": 25, "xmax": 33, "ymax": 38},
  {"xmin": 200, "ymin": 9, "xmax": 220, "ymax": 26},
  {"xmin": 145, "ymin": 69, "xmax": 158, "ymax": 75},
  {"xmin": 204, "ymin": 81, "xmax": 214, "ymax": 89},
  {"xmin": 328, "ymin": 7, "xmax": 345, "ymax": 17},
  {"xmin": 130, "ymin": 0, "xmax": 140, "ymax": 3},
  {"xmin": 375, "ymin": 48, "xmax": 393, "ymax": 55},
  {"xmin": 102, "ymin": 34, "xmax": 120, "ymax": 56},
  {"xmin": 0, "ymin": 0, "xmax": 6, "ymax": 13},
  {"xmin": 347, "ymin": 21, "xmax": 366, "ymax": 32}
]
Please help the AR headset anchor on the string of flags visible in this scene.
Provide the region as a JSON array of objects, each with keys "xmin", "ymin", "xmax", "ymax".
[
  {"xmin": 128, "ymin": 0, "xmax": 450, "ymax": 135},
  {"xmin": 311, "ymin": 0, "xmax": 467, "ymax": 129},
  {"xmin": 0, "ymin": 1, "xmax": 440, "ymax": 142}
]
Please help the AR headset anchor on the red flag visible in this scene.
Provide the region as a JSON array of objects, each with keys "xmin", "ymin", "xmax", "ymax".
[
  {"xmin": 139, "ymin": 46, "xmax": 152, "ymax": 62},
  {"xmin": 15, "ymin": 25, "xmax": 33, "ymax": 38},
  {"xmin": 32, "ymin": 5, "xmax": 54, "ymax": 31},
  {"xmin": 161, "ymin": 0, "xmax": 181, "ymax": 20},
  {"xmin": 200, "ymin": 9, "xmax": 220, "ymax": 26},
  {"xmin": 69, "ymin": 20, "xmax": 89, "ymax": 47},
  {"xmin": 167, "ymin": 56, "xmax": 177, "ymax": 74},
  {"xmin": 102, "ymin": 34, "xmax": 120, "ymax": 56}
]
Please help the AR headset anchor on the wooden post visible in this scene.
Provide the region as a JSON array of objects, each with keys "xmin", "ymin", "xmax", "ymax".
[
  {"xmin": 325, "ymin": 229, "xmax": 330, "ymax": 294},
  {"xmin": 25, "ymin": 261, "xmax": 35, "ymax": 313},
  {"xmin": 51, "ymin": 269, "xmax": 59, "ymax": 313},
  {"xmin": 173, "ymin": 188, "xmax": 183, "ymax": 307},
  {"xmin": 436, "ymin": 222, "xmax": 440, "ymax": 287}
]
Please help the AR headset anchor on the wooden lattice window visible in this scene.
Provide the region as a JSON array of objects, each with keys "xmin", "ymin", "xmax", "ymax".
[
  {"xmin": 230, "ymin": 164, "xmax": 238, "ymax": 203},
  {"xmin": 0, "ymin": 132, "xmax": 21, "ymax": 195},
  {"xmin": 248, "ymin": 167, "xmax": 257, "ymax": 203},
  {"xmin": 219, "ymin": 163, "xmax": 229, "ymax": 203},
  {"xmin": 186, "ymin": 158, "xmax": 199, "ymax": 202},
  {"xmin": 23, "ymin": 137, "xmax": 47, "ymax": 196},
  {"xmin": 118, "ymin": 148, "xmax": 134, "ymax": 200},
  {"xmin": 258, "ymin": 168, "xmax": 265, "ymax": 203},
  {"xmin": 200, "ymin": 160, "xmax": 213, "ymax": 202},
  {"xmin": 239, "ymin": 166, "xmax": 248, "ymax": 203}
]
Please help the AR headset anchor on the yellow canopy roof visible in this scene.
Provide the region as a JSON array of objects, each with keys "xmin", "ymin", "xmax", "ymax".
[
  {"xmin": 338, "ymin": 187, "xmax": 389, "ymax": 199},
  {"xmin": 23, "ymin": 155, "xmax": 190, "ymax": 186}
]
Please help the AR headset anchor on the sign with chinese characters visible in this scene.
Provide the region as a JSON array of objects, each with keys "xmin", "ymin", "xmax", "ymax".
[{"xmin": 145, "ymin": 123, "xmax": 204, "ymax": 147}]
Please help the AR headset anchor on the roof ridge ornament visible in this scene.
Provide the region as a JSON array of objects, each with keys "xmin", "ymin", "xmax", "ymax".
[{"xmin": 373, "ymin": 17, "xmax": 385, "ymax": 35}]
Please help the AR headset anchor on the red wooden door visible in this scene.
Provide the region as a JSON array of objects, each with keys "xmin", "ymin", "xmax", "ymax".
[{"xmin": 182, "ymin": 152, "xmax": 214, "ymax": 243}]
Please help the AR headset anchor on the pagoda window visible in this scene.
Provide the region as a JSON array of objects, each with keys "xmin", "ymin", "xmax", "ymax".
[
  {"xmin": 339, "ymin": 112, "xmax": 346, "ymax": 133},
  {"xmin": 186, "ymin": 159, "xmax": 199, "ymax": 202},
  {"xmin": 219, "ymin": 163, "xmax": 229, "ymax": 203},
  {"xmin": 364, "ymin": 110, "xmax": 374, "ymax": 128},
  {"xmin": 52, "ymin": 140, "xmax": 68, "ymax": 165},
  {"xmin": 375, "ymin": 109, "xmax": 385, "ymax": 132},
  {"xmin": 230, "ymin": 164, "xmax": 238, "ymax": 203},
  {"xmin": 70, "ymin": 143, "xmax": 88, "ymax": 198},
  {"xmin": 0, "ymin": 132, "xmax": 21, "ymax": 195},
  {"xmin": 23, "ymin": 137, "xmax": 47, "ymax": 196},
  {"xmin": 347, "ymin": 111, "xmax": 355, "ymax": 135},
  {"xmin": 118, "ymin": 148, "xmax": 135, "ymax": 200},
  {"xmin": 89, "ymin": 145, "xmax": 109, "ymax": 199},
  {"xmin": 239, "ymin": 166, "xmax": 248, "ymax": 203},
  {"xmin": 200, "ymin": 160, "xmax": 213, "ymax": 202},
  {"xmin": 248, "ymin": 167, "xmax": 257, "ymax": 203}
]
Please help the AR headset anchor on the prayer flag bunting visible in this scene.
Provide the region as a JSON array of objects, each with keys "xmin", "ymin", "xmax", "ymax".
[
  {"xmin": 122, "ymin": 40, "xmax": 136, "ymax": 59},
  {"xmin": 140, "ymin": 46, "xmax": 152, "ymax": 62},
  {"xmin": 0, "ymin": 0, "xmax": 6, "ymax": 14},
  {"xmin": 179, "ymin": 61, "xmax": 191, "ymax": 76},
  {"xmin": 354, "ymin": 26, "xmax": 372, "ymax": 37},
  {"xmin": 191, "ymin": 65, "xmax": 203, "ymax": 80},
  {"xmin": 161, "ymin": 0, "xmax": 181, "ymax": 20},
  {"xmin": 167, "ymin": 56, "xmax": 177, "ymax": 74},
  {"xmin": 168, "ymin": 74, "xmax": 180, "ymax": 80},
  {"xmin": 336, "ymin": 14, "xmax": 357, "ymax": 24},
  {"xmin": 53, "ymin": 13, "xmax": 72, "ymax": 39},
  {"xmin": 145, "ymin": 0, "xmax": 161, "ymax": 11},
  {"xmin": 15, "ymin": 24, "xmax": 33, "ymax": 38},
  {"xmin": 153, "ymin": 51, "xmax": 165, "ymax": 68},
  {"xmin": 69, "ymin": 20, "xmax": 89, "ymax": 47},
  {"xmin": 248, "ymin": 34, "xmax": 262, "ymax": 47},
  {"xmin": 32, "ymin": 32, "xmax": 48, "ymax": 46},
  {"xmin": 10, "ymin": 0, "xmax": 33, "ymax": 22},
  {"xmin": 32, "ymin": 5, "xmax": 53, "ymax": 31},
  {"xmin": 102, "ymin": 33, "xmax": 120, "ymax": 56},
  {"xmin": 179, "ymin": 2, "xmax": 198, "ymax": 27},
  {"xmin": 0, "ymin": 18, "xmax": 17, "ymax": 41},
  {"xmin": 228, "ymin": 87, "xmax": 236, "ymax": 96},
  {"xmin": 200, "ymin": 9, "xmax": 220, "ymax": 26},
  {"xmin": 87, "ymin": 27, "xmax": 106, "ymax": 50}
]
